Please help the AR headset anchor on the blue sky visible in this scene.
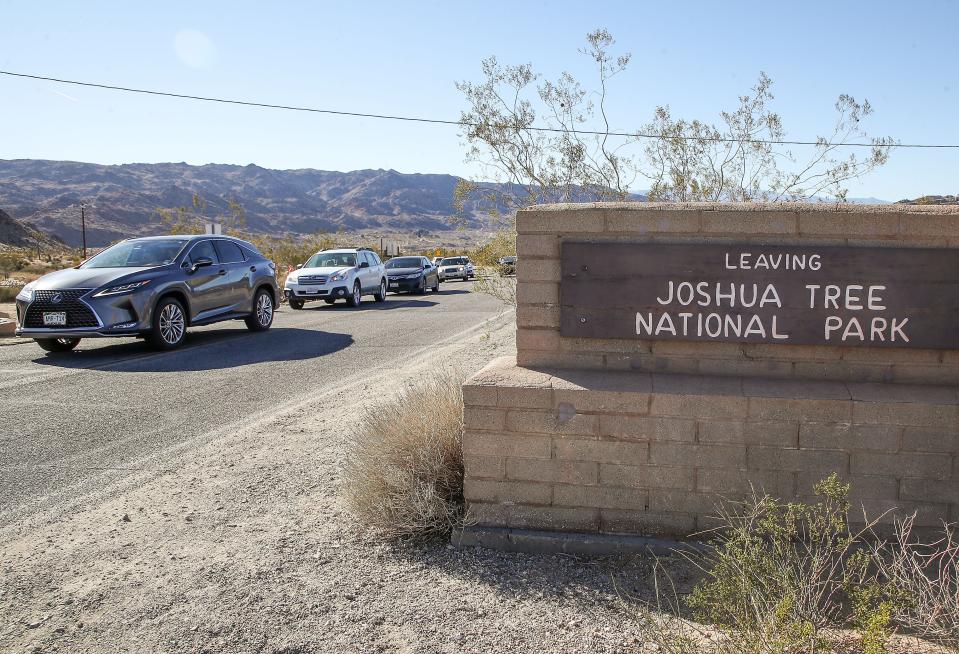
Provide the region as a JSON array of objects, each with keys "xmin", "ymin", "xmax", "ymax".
[{"xmin": 1, "ymin": 0, "xmax": 956, "ymax": 200}]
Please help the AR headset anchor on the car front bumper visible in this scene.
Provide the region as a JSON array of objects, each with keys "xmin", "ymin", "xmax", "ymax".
[
  {"xmin": 386, "ymin": 276, "xmax": 425, "ymax": 291},
  {"xmin": 284, "ymin": 284, "xmax": 350, "ymax": 300},
  {"xmin": 438, "ymin": 268, "xmax": 467, "ymax": 280},
  {"xmin": 15, "ymin": 289, "xmax": 152, "ymax": 339}
]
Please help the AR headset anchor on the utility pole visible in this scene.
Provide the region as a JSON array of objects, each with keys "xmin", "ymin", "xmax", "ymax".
[{"xmin": 80, "ymin": 202, "xmax": 88, "ymax": 259}]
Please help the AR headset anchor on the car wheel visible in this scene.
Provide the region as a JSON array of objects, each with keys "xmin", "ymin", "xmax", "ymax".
[
  {"xmin": 462, "ymin": 275, "xmax": 468, "ymax": 282},
  {"xmin": 289, "ymin": 298, "xmax": 305, "ymax": 310},
  {"xmin": 374, "ymin": 278, "xmax": 387, "ymax": 302},
  {"xmin": 36, "ymin": 337, "xmax": 81, "ymax": 353},
  {"xmin": 347, "ymin": 281, "xmax": 362, "ymax": 307},
  {"xmin": 324, "ymin": 298, "xmax": 336, "ymax": 305},
  {"xmin": 432, "ymin": 277, "xmax": 440, "ymax": 292},
  {"xmin": 245, "ymin": 288, "xmax": 274, "ymax": 332},
  {"xmin": 148, "ymin": 297, "xmax": 187, "ymax": 350},
  {"xmin": 416, "ymin": 277, "xmax": 427, "ymax": 295}
]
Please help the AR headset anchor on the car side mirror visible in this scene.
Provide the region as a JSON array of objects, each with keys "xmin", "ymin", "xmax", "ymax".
[
  {"xmin": 191, "ymin": 256, "xmax": 214, "ymax": 272},
  {"xmin": 359, "ymin": 261, "xmax": 370, "ymax": 269},
  {"xmin": 297, "ymin": 263, "xmax": 304, "ymax": 269}
]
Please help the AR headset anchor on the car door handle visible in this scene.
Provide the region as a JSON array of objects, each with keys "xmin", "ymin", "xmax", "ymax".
[{"xmin": 217, "ymin": 269, "xmax": 227, "ymax": 276}]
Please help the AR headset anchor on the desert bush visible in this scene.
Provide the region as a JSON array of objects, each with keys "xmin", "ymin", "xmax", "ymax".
[
  {"xmin": 341, "ymin": 374, "xmax": 467, "ymax": 540},
  {"xmin": 632, "ymin": 475, "xmax": 922, "ymax": 653},
  {"xmin": 870, "ymin": 517, "xmax": 959, "ymax": 648},
  {"xmin": 469, "ymin": 229, "xmax": 516, "ymax": 305},
  {"xmin": 0, "ymin": 286, "xmax": 21, "ymax": 302}
]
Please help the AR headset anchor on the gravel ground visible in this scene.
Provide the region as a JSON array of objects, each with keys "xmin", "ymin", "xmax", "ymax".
[
  {"xmin": 0, "ymin": 315, "xmax": 663, "ymax": 654},
  {"xmin": 1, "ymin": 306, "xmax": 948, "ymax": 654}
]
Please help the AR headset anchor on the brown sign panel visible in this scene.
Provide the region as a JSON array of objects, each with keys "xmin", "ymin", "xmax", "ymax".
[{"xmin": 560, "ymin": 242, "xmax": 959, "ymax": 349}]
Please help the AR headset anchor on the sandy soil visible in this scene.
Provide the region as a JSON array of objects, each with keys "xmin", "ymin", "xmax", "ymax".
[{"xmin": 0, "ymin": 311, "xmax": 949, "ymax": 654}]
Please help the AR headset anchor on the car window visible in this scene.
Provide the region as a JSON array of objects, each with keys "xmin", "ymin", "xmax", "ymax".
[
  {"xmin": 214, "ymin": 240, "xmax": 245, "ymax": 264},
  {"xmin": 305, "ymin": 252, "xmax": 356, "ymax": 268},
  {"xmin": 189, "ymin": 240, "xmax": 218, "ymax": 265},
  {"xmin": 363, "ymin": 252, "xmax": 375, "ymax": 266},
  {"xmin": 81, "ymin": 238, "xmax": 189, "ymax": 268},
  {"xmin": 368, "ymin": 252, "xmax": 382, "ymax": 266}
]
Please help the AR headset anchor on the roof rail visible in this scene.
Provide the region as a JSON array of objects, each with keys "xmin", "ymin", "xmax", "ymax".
[{"xmin": 356, "ymin": 246, "xmax": 374, "ymax": 252}]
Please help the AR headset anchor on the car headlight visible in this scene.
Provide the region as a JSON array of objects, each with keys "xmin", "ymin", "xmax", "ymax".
[
  {"xmin": 284, "ymin": 275, "xmax": 297, "ymax": 287},
  {"xmin": 93, "ymin": 280, "xmax": 152, "ymax": 297},
  {"xmin": 329, "ymin": 270, "xmax": 351, "ymax": 282},
  {"xmin": 16, "ymin": 282, "xmax": 36, "ymax": 302}
]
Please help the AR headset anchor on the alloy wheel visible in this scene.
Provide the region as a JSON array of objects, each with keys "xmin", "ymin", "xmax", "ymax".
[
  {"xmin": 353, "ymin": 283, "xmax": 361, "ymax": 305},
  {"xmin": 256, "ymin": 293, "xmax": 273, "ymax": 326},
  {"xmin": 159, "ymin": 303, "xmax": 185, "ymax": 345}
]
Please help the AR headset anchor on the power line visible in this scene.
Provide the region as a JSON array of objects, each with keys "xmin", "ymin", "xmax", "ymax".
[{"xmin": 2, "ymin": 69, "xmax": 958, "ymax": 149}]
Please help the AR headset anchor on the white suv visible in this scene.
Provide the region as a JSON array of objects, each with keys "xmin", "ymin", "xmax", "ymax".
[
  {"xmin": 437, "ymin": 256, "xmax": 475, "ymax": 282},
  {"xmin": 284, "ymin": 248, "xmax": 387, "ymax": 309}
]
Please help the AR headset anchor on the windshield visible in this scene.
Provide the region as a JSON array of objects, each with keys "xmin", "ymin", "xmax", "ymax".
[
  {"xmin": 441, "ymin": 257, "xmax": 467, "ymax": 266},
  {"xmin": 304, "ymin": 252, "xmax": 356, "ymax": 268},
  {"xmin": 386, "ymin": 257, "xmax": 422, "ymax": 269},
  {"xmin": 81, "ymin": 239, "xmax": 188, "ymax": 268}
]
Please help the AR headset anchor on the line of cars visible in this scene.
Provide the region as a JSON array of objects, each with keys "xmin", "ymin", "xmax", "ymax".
[
  {"xmin": 284, "ymin": 250, "xmax": 476, "ymax": 309},
  {"xmin": 13, "ymin": 235, "xmax": 478, "ymax": 353}
]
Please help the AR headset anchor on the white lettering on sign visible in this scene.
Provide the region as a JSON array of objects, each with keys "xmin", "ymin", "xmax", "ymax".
[
  {"xmin": 655, "ymin": 282, "xmax": 782, "ymax": 308},
  {"xmin": 725, "ymin": 252, "xmax": 822, "ymax": 271},
  {"xmin": 637, "ymin": 311, "xmax": 790, "ymax": 340},
  {"xmin": 634, "ymin": 250, "xmax": 912, "ymax": 344}
]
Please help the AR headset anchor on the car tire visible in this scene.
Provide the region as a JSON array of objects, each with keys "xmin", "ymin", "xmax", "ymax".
[
  {"xmin": 245, "ymin": 288, "xmax": 274, "ymax": 332},
  {"xmin": 324, "ymin": 298, "xmax": 336, "ymax": 305},
  {"xmin": 36, "ymin": 337, "xmax": 81, "ymax": 353},
  {"xmin": 462, "ymin": 275, "xmax": 468, "ymax": 282},
  {"xmin": 432, "ymin": 278, "xmax": 440, "ymax": 292},
  {"xmin": 347, "ymin": 281, "xmax": 362, "ymax": 307},
  {"xmin": 416, "ymin": 278, "xmax": 427, "ymax": 295},
  {"xmin": 148, "ymin": 297, "xmax": 187, "ymax": 350},
  {"xmin": 289, "ymin": 298, "xmax": 305, "ymax": 310},
  {"xmin": 374, "ymin": 278, "xmax": 386, "ymax": 302}
]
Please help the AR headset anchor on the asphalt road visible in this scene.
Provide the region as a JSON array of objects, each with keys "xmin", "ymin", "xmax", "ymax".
[{"xmin": 0, "ymin": 281, "xmax": 508, "ymax": 530}]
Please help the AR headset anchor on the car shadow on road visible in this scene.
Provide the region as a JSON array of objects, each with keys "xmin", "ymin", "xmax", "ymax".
[
  {"xmin": 30, "ymin": 327, "xmax": 354, "ymax": 372},
  {"xmin": 290, "ymin": 298, "xmax": 438, "ymax": 311}
]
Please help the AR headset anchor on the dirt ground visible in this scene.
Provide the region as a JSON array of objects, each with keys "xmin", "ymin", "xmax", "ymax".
[
  {"xmin": 0, "ymin": 316, "xmax": 656, "ymax": 654},
  {"xmin": 0, "ymin": 312, "xmax": 949, "ymax": 654}
]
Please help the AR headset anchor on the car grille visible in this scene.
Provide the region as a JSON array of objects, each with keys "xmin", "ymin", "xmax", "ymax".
[
  {"xmin": 23, "ymin": 289, "xmax": 99, "ymax": 328},
  {"xmin": 297, "ymin": 275, "xmax": 328, "ymax": 285}
]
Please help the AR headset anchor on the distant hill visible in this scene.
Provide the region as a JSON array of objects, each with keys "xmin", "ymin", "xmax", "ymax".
[
  {"xmin": 0, "ymin": 207, "xmax": 64, "ymax": 251},
  {"xmin": 0, "ymin": 159, "xmax": 525, "ymax": 247},
  {"xmin": 896, "ymin": 195, "xmax": 958, "ymax": 205}
]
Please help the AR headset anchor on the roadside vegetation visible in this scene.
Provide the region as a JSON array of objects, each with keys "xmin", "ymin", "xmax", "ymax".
[
  {"xmin": 632, "ymin": 475, "xmax": 958, "ymax": 653},
  {"xmin": 455, "ymin": 29, "xmax": 896, "ymax": 305},
  {"xmin": 341, "ymin": 374, "xmax": 467, "ymax": 540}
]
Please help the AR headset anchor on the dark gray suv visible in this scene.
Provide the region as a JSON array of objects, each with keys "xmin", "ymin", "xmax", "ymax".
[{"xmin": 15, "ymin": 235, "xmax": 279, "ymax": 352}]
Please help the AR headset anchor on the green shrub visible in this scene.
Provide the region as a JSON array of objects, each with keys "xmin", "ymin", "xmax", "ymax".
[{"xmin": 0, "ymin": 286, "xmax": 20, "ymax": 302}]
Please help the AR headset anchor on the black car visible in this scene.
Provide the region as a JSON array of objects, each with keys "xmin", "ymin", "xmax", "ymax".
[
  {"xmin": 15, "ymin": 235, "xmax": 279, "ymax": 352},
  {"xmin": 385, "ymin": 256, "xmax": 440, "ymax": 294}
]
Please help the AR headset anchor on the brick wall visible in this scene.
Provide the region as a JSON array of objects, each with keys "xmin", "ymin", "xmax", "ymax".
[
  {"xmin": 462, "ymin": 202, "xmax": 959, "ymax": 544},
  {"xmin": 516, "ymin": 202, "xmax": 959, "ymax": 385},
  {"xmin": 463, "ymin": 358, "xmax": 959, "ymax": 537}
]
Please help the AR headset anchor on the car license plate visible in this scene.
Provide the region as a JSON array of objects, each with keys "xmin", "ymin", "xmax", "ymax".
[
  {"xmin": 389, "ymin": 282, "xmax": 399, "ymax": 287},
  {"xmin": 43, "ymin": 312, "xmax": 67, "ymax": 326}
]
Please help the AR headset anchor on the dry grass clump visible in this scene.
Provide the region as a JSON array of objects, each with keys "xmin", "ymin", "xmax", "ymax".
[
  {"xmin": 341, "ymin": 374, "xmax": 466, "ymax": 540},
  {"xmin": 870, "ymin": 517, "xmax": 959, "ymax": 649}
]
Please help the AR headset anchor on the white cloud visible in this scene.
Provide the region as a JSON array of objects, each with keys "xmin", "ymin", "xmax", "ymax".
[{"xmin": 173, "ymin": 29, "xmax": 217, "ymax": 69}]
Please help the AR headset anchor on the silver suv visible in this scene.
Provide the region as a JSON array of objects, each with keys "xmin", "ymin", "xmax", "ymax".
[
  {"xmin": 15, "ymin": 235, "xmax": 279, "ymax": 352},
  {"xmin": 284, "ymin": 248, "xmax": 387, "ymax": 308}
]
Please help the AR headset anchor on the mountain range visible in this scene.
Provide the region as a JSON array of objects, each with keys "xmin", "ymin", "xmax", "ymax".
[
  {"xmin": 0, "ymin": 159, "xmax": 507, "ymax": 247},
  {"xmin": 0, "ymin": 159, "xmax": 906, "ymax": 248}
]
